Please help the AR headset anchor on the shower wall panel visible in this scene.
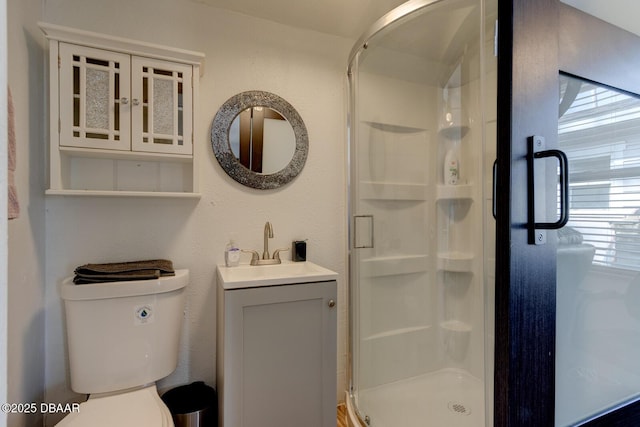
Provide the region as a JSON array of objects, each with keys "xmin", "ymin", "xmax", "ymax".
[{"xmin": 355, "ymin": 71, "xmax": 437, "ymax": 389}]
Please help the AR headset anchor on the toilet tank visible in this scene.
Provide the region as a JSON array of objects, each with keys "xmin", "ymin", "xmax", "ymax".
[{"xmin": 60, "ymin": 269, "xmax": 188, "ymax": 394}]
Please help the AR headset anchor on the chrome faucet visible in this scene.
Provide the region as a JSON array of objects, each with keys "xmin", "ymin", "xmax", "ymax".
[
  {"xmin": 241, "ymin": 221, "xmax": 289, "ymax": 266},
  {"xmin": 263, "ymin": 221, "xmax": 273, "ymax": 260}
]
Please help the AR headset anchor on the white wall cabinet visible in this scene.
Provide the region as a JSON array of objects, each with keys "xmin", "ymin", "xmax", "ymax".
[
  {"xmin": 217, "ymin": 279, "xmax": 337, "ymax": 427},
  {"xmin": 40, "ymin": 23, "xmax": 204, "ymax": 197}
]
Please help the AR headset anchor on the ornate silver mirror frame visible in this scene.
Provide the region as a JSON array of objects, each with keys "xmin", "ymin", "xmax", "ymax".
[{"xmin": 211, "ymin": 91, "xmax": 308, "ymax": 189}]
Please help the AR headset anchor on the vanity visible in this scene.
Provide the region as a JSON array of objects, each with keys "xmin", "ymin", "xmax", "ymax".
[
  {"xmin": 216, "ymin": 262, "xmax": 338, "ymax": 427},
  {"xmin": 212, "ymin": 87, "xmax": 330, "ymax": 425}
]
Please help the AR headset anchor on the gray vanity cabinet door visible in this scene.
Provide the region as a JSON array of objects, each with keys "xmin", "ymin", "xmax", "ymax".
[{"xmin": 220, "ymin": 280, "xmax": 337, "ymax": 427}]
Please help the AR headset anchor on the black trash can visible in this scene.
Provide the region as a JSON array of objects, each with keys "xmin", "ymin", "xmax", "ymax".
[{"xmin": 162, "ymin": 381, "xmax": 217, "ymax": 427}]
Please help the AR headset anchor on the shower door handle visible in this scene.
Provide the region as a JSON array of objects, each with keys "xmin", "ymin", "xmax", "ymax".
[
  {"xmin": 527, "ymin": 135, "xmax": 569, "ymax": 245},
  {"xmin": 354, "ymin": 215, "xmax": 374, "ymax": 249}
]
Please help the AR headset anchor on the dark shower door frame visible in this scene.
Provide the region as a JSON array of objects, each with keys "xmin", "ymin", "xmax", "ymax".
[{"xmin": 495, "ymin": 0, "xmax": 640, "ymax": 425}]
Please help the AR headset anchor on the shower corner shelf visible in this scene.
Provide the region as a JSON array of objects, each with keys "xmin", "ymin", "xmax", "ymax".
[
  {"xmin": 437, "ymin": 252, "xmax": 474, "ymax": 273},
  {"xmin": 436, "ymin": 184, "xmax": 473, "ymax": 201},
  {"xmin": 438, "ymin": 125, "xmax": 470, "ymax": 139}
]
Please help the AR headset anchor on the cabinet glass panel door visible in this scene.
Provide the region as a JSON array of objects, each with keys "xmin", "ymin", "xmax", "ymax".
[
  {"xmin": 59, "ymin": 44, "xmax": 131, "ymax": 150},
  {"xmin": 131, "ymin": 57, "xmax": 192, "ymax": 155},
  {"xmin": 555, "ymin": 74, "xmax": 640, "ymax": 426}
]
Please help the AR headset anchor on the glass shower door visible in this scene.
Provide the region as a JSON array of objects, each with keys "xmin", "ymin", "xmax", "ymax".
[{"xmin": 348, "ymin": 1, "xmax": 495, "ymax": 425}]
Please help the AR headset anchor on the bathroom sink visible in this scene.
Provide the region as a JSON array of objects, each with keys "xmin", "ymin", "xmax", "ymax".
[{"xmin": 217, "ymin": 261, "xmax": 338, "ymax": 289}]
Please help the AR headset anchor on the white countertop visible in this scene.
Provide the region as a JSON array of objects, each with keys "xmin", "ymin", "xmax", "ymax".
[{"xmin": 217, "ymin": 261, "xmax": 338, "ymax": 290}]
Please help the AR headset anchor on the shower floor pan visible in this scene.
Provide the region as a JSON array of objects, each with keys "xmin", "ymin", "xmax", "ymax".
[{"xmin": 355, "ymin": 368, "xmax": 485, "ymax": 427}]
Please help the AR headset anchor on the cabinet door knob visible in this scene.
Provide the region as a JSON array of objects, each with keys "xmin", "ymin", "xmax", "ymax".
[
  {"xmin": 120, "ymin": 97, "xmax": 129, "ymax": 105},
  {"xmin": 328, "ymin": 299, "xmax": 336, "ymax": 308},
  {"xmin": 132, "ymin": 98, "xmax": 140, "ymax": 106}
]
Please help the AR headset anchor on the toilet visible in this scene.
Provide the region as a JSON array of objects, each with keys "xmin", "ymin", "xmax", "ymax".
[{"xmin": 57, "ymin": 269, "xmax": 189, "ymax": 426}]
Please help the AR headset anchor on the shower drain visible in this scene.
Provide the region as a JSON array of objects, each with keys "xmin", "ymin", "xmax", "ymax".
[{"xmin": 448, "ymin": 401, "xmax": 471, "ymax": 416}]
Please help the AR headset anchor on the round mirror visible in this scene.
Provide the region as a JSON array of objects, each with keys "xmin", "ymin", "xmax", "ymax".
[
  {"xmin": 211, "ymin": 91, "xmax": 308, "ymax": 189},
  {"xmin": 229, "ymin": 106, "xmax": 296, "ymax": 174}
]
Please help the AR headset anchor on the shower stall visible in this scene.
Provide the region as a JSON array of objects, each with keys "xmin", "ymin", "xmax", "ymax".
[{"xmin": 347, "ymin": 0, "xmax": 497, "ymax": 425}]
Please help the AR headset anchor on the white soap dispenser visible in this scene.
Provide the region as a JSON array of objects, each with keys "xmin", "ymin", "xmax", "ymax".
[
  {"xmin": 224, "ymin": 239, "xmax": 240, "ymax": 267},
  {"xmin": 444, "ymin": 147, "xmax": 460, "ymax": 185}
]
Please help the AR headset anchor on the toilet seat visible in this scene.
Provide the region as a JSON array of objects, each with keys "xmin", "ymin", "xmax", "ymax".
[{"xmin": 55, "ymin": 385, "xmax": 173, "ymax": 427}]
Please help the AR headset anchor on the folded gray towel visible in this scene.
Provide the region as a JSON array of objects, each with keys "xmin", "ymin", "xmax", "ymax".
[{"xmin": 73, "ymin": 259, "xmax": 175, "ymax": 285}]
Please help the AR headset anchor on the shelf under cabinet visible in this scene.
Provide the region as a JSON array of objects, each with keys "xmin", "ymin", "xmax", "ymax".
[
  {"xmin": 50, "ymin": 147, "xmax": 198, "ymax": 196},
  {"xmin": 45, "ymin": 189, "xmax": 201, "ymax": 198}
]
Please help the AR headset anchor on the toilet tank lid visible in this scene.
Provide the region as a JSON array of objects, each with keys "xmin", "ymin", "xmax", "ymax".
[{"xmin": 60, "ymin": 269, "xmax": 189, "ymax": 301}]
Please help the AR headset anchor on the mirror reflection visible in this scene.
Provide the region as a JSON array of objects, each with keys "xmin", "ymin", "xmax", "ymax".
[
  {"xmin": 211, "ymin": 90, "xmax": 308, "ymax": 190},
  {"xmin": 229, "ymin": 107, "xmax": 296, "ymax": 175}
]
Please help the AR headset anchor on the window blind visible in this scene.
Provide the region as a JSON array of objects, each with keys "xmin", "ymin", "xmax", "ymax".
[{"xmin": 559, "ymin": 75, "xmax": 640, "ymax": 270}]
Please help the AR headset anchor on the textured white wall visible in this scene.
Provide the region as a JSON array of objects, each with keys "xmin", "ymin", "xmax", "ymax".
[
  {"xmin": 6, "ymin": 0, "xmax": 47, "ymax": 426},
  {"xmin": 41, "ymin": 0, "xmax": 351, "ymax": 423}
]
